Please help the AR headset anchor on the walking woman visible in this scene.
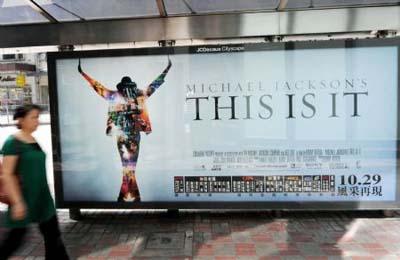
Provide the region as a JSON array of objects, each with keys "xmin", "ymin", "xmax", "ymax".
[{"xmin": 0, "ymin": 104, "xmax": 69, "ymax": 260}]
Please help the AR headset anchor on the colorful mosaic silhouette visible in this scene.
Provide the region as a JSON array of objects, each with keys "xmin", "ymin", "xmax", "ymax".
[{"xmin": 78, "ymin": 58, "xmax": 172, "ymax": 202}]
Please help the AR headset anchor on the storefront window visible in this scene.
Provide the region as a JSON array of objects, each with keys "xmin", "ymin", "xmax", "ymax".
[{"xmin": 0, "ymin": 52, "xmax": 49, "ymax": 125}]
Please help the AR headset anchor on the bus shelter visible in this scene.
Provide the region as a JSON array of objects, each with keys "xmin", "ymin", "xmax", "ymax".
[{"xmin": 0, "ymin": 0, "xmax": 399, "ymax": 212}]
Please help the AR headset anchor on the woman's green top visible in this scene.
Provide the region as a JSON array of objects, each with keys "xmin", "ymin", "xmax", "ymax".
[{"xmin": 1, "ymin": 135, "xmax": 56, "ymax": 228}]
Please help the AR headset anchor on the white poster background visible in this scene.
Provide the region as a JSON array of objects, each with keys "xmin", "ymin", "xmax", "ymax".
[{"xmin": 56, "ymin": 46, "xmax": 398, "ymax": 202}]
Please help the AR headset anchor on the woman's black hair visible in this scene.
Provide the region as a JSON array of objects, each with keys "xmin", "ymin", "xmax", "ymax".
[{"xmin": 13, "ymin": 104, "xmax": 42, "ymax": 129}]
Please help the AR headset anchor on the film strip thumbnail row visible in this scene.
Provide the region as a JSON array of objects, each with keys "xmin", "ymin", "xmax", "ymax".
[{"xmin": 174, "ymin": 175, "xmax": 335, "ymax": 193}]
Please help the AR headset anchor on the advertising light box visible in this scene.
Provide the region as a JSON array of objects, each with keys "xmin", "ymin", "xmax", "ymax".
[{"xmin": 48, "ymin": 39, "xmax": 400, "ymax": 209}]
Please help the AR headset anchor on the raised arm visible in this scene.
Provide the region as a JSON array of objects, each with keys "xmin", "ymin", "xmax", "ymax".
[
  {"xmin": 145, "ymin": 58, "xmax": 172, "ymax": 97},
  {"xmin": 78, "ymin": 59, "xmax": 115, "ymax": 99}
]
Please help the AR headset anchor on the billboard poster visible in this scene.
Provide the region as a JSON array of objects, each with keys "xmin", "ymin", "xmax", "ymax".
[{"xmin": 48, "ymin": 39, "xmax": 400, "ymax": 208}]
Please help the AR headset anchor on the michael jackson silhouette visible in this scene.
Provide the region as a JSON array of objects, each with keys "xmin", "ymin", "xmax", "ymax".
[{"xmin": 78, "ymin": 58, "xmax": 172, "ymax": 202}]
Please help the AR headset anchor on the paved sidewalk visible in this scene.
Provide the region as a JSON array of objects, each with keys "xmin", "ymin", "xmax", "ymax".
[{"xmin": 1, "ymin": 209, "xmax": 400, "ymax": 259}]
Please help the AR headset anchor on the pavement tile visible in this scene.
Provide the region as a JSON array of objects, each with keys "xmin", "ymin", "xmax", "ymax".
[
  {"xmin": 213, "ymin": 243, "xmax": 235, "ymax": 256},
  {"xmin": 275, "ymin": 242, "xmax": 296, "ymax": 250},
  {"xmin": 1, "ymin": 210, "xmax": 400, "ymax": 259},
  {"xmin": 214, "ymin": 256, "xmax": 236, "ymax": 260},
  {"xmin": 327, "ymin": 257, "xmax": 343, "ymax": 260},
  {"xmin": 212, "ymin": 223, "xmax": 230, "ymax": 234},
  {"xmin": 235, "ymin": 243, "xmax": 256, "ymax": 256},
  {"xmin": 194, "ymin": 243, "xmax": 214, "ymax": 256},
  {"xmin": 255, "ymin": 243, "xmax": 280, "ymax": 256},
  {"xmin": 259, "ymin": 257, "xmax": 281, "ymax": 260},
  {"xmin": 280, "ymin": 256, "xmax": 305, "ymax": 260},
  {"xmin": 296, "ymin": 243, "xmax": 324, "ymax": 256},
  {"xmin": 361, "ymin": 243, "xmax": 383, "ymax": 249},
  {"xmin": 350, "ymin": 257, "xmax": 374, "ymax": 260},
  {"xmin": 251, "ymin": 234, "xmax": 274, "ymax": 242},
  {"xmin": 230, "ymin": 226, "xmax": 248, "ymax": 232},
  {"xmin": 193, "ymin": 257, "xmax": 212, "ymax": 260},
  {"xmin": 231, "ymin": 231, "xmax": 252, "ymax": 243},
  {"xmin": 212, "ymin": 234, "xmax": 233, "ymax": 243},
  {"xmin": 377, "ymin": 256, "xmax": 398, "ymax": 260},
  {"xmin": 322, "ymin": 249, "xmax": 343, "ymax": 256},
  {"xmin": 365, "ymin": 248, "xmax": 390, "ymax": 256},
  {"xmin": 279, "ymin": 249, "xmax": 302, "ymax": 256}
]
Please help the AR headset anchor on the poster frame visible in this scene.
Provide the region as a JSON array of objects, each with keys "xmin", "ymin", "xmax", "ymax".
[{"xmin": 47, "ymin": 37, "xmax": 400, "ymax": 209}]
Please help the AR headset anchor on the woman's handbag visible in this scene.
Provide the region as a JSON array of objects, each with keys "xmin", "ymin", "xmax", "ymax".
[
  {"xmin": 0, "ymin": 141, "xmax": 23, "ymax": 205},
  {"xmin": 0, "ymin": 160, "xmax": 10, "ymax": 204}
]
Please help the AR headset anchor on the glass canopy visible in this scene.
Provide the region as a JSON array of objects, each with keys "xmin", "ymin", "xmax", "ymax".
[{"xmin": 0, "ymin": 0, "xmax": 399, "ymax": 25}]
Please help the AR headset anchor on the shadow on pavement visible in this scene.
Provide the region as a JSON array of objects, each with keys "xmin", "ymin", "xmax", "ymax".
[{"xmin": 0, "ymin": 209, "xmax": 398, "ymax": 259}]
